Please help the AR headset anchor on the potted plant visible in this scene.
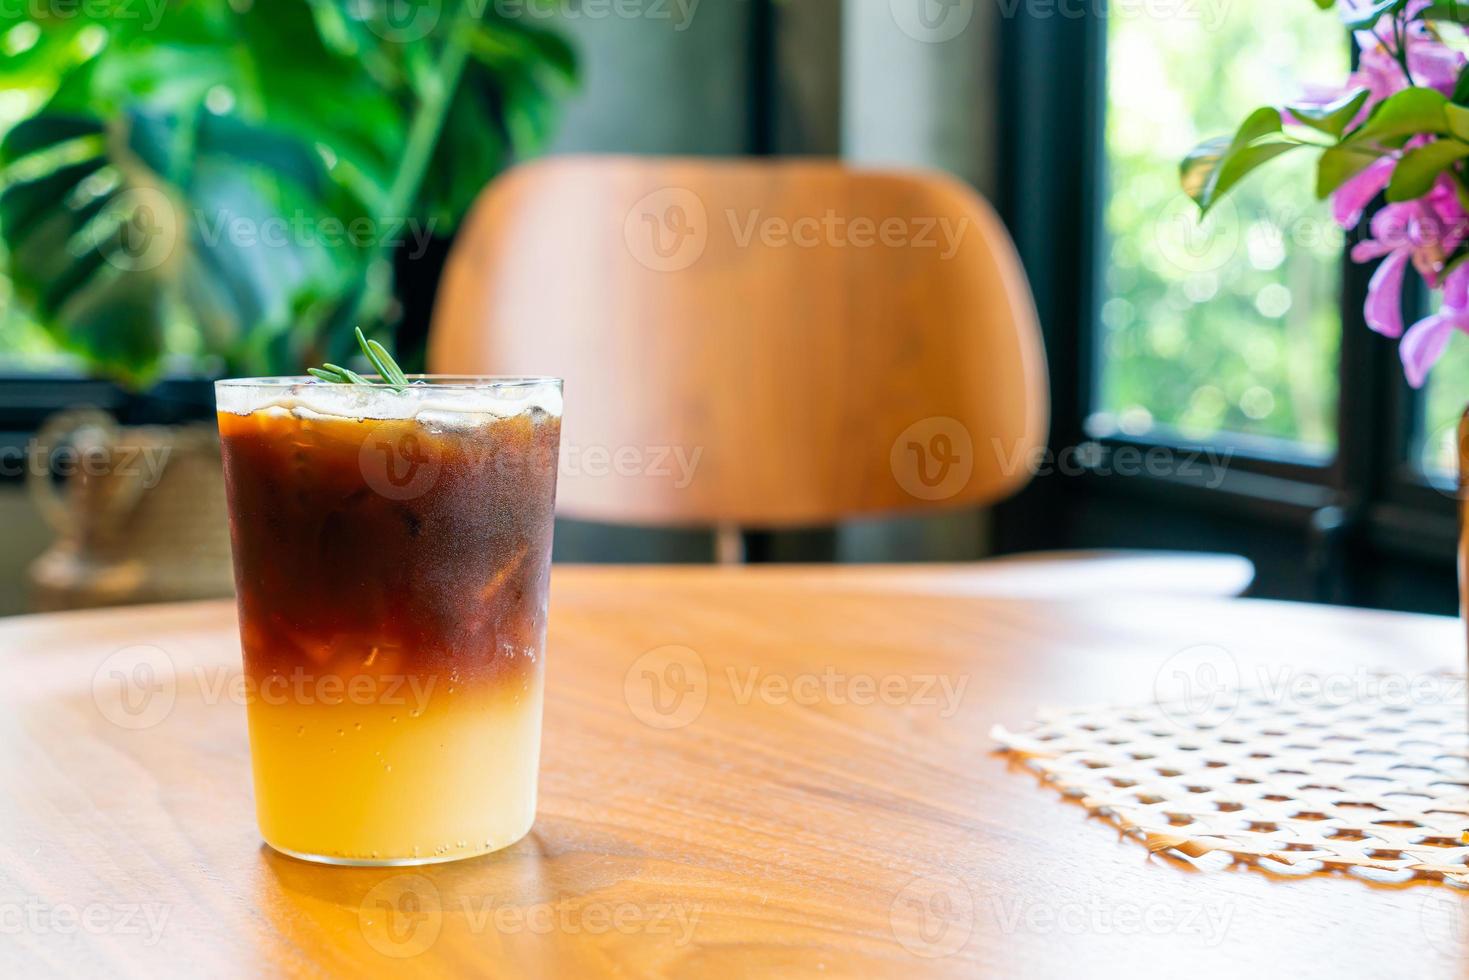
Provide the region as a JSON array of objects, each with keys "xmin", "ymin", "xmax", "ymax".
[
  {"xmin": 0, "ymin": 1, "xmax": 576, "ymax": 608},
  {"xmin": 1182, "ymin": 0, "xmax": 1469, "ymax": 635}
]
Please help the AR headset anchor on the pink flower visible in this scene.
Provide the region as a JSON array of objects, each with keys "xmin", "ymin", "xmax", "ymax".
[
  {"xmin": 1332, "ymin": 157, "xmax": 1395, "ymax": 228},
  {"xmin": 1401, "ymin": 264, "xmax": 1469, "ymax": 386},
  {"xmin": 1207, "ymin": 5, "xmax": 1469, "ymax": 385},
  {"xmin": 1348, "ymin": 174, "xmax": 1469, "ymax": 345},
  {"xmin": 1349, "ymin": 29, "xmax": 1464, "ymax": 100}
]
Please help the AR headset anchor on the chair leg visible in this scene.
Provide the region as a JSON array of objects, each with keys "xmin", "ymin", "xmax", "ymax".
[{"xmin": 715, "ymin": 524, "xmax": 745, "ymax": 565}]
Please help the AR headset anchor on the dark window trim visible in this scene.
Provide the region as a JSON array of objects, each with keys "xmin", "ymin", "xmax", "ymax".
[
  {"xmin": 995, "ymin": 8, "xmax": 1458, "ymax": 594},
  {"xmin": 0, "ymin": 375, "xmax": 219, "ymax": 483}
]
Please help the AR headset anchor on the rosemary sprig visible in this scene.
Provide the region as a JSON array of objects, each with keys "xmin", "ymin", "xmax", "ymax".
[{"xmin": 308, "ymin": 328, "xmax": 409, "ymax": 392}]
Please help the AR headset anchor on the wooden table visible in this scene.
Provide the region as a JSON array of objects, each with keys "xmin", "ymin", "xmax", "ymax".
[{"xmin": 2, "ymin": 565, "xmax": 1464, "ymax": 977}]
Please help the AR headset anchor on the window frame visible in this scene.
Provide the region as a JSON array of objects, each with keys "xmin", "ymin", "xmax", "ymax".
[
  {"xmin": 995, "ymin": 6, "xmax": 1459, "ymax": 598},
  {"xmin": 0, "ymin": 375, "xmax": 220, "ymax": 485}
]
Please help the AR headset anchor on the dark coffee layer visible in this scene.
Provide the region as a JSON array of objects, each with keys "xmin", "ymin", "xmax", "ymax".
[{"xmin": 218, "ymin": 407, "xmax": 560, "ymax": 688}]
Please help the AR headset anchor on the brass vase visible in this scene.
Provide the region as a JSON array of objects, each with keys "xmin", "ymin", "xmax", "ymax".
[{"xmin": 27, "ymin": 407, "xmax": 235, "ymax": 611}]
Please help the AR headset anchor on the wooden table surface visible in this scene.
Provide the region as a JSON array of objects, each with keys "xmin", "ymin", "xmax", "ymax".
[{"xmin": 2, "ymin": 564, "xmax": 1466, "ymax": 978}]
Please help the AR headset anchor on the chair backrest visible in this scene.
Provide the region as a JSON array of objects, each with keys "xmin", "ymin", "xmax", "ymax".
[{"xmin": 429, "ymin": 155, "xmax": 1048, "ymax": 528}]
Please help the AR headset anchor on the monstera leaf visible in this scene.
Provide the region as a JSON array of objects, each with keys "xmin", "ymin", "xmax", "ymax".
[
  {"xmin": 1, "ymin": 105, "xmax": 362, "ymax": 380},
  {"xmin": 0, "ymin": 1, "xmax": 576, "ymax": 382}
]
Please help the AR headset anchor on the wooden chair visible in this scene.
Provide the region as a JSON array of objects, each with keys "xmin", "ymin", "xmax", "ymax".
[{"xmin": 429, "ymin": 155, "xmax": 1252, "ymax": 595}]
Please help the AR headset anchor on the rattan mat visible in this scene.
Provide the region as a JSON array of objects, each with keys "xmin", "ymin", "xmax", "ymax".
[{"xmin": 992, "ymin": 671, "xmax": 1469, "ymax": 884}]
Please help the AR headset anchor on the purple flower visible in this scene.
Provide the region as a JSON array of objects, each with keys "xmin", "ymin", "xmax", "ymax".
[
  {"xmin": 1401, "ymin": 264, "xmax": 1469, "ymax": 387},
  {"xmin": 1332, "ymin": 157, "xmax": 1395, "ymax": 228},
  {"xmin": 1347, "ymin": 174, "xmax": 1469, "ymax": 352},
  {"xmin": 1349, "ymin": 29, "xmax": 1464, "ymax": 99},
  {"xmin": 1230, "ymin": 5, "xmax": 1469, "ymax": 386}
]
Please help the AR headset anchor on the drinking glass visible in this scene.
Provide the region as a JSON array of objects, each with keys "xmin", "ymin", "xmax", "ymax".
[{"xmin": 215, "ymin": 376, "xmax": 562, "ymax": 865}]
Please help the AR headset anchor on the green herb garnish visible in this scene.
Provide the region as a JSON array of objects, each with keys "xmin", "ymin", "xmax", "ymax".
[{"xmin": 308, "ymin": 328, "xmax": 410, "ymax": 392}]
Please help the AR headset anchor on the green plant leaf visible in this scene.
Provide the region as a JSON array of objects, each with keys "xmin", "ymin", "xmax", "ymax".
[
  {"xmin": 0, "ymin": 1, "xmax": 578, "ymax": 383},
  {"xmin": 1316, "ymin": 144, "xmax": 1383, "ymax": 198},
  {"xmin": 0, "ymin": 115, "xmax": 104, "ymax": 164},
  {"xmin": 1453, "ymin": 65, "xmax": 1469, "ymax": 108},
  {"xmin": 1181, "ymin": 108, "xmax": 1300, "ymax": 213},
  {"xmin": 1446, "ymin": 102, "xmax": 1469, "ymax": 141},
  {"xmin": 1346, "ymin": 87, "xmax": 1450, "ymax": 145},
  {"xmin": 1288, "ymin": 87, "xmax": 1371, "ymax": 138},
  {"xmin": 355, "ymin": 326, "xmax": 407, "ymax": 390},
  {"xmin": 1387, "ymin": 138, "xmax": 1469, "ymax": 200},
  {"xmin": 1421, "ymin": 1, "xmax": 1469, "ymax": 24}
]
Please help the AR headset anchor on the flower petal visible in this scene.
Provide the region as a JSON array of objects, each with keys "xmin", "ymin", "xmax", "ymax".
[
  {"xmin": 1444, "ymin": 263, "xmax": 1469, "ymax": 309},
  {"xmin": 1351, "ymin": 240, "xmax": 1392, "ymax": 263},
  {"xmin": 1332, "ymin": 157, "xmax": 1395, "ymax": 229},
  {"xmin": 1400, "ymin": 312, "xmax": 1458, "ymax": 387},
  {"xmin": 1364, "ymin": 248, "xmax": 1409, "ymax": 338}
]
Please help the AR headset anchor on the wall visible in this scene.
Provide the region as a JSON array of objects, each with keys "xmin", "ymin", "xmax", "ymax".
[
  {"xmin": 548, "ymin": 2, "xmax": 756, "ymax": 155},
  {"xmin": 545, "ymin": 0, "xmax": 1006, "ymax": 564},
  {"xmin": 0, "ymin": 486, "xmax": 52, "ymax": 615}
]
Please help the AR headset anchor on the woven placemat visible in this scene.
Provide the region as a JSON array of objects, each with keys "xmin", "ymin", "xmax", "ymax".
[{"xmin": 992, "ymin": 671, "xmax": 1469, "ymax": 884}]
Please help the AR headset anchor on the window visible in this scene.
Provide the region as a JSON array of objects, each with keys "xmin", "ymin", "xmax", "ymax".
[
  {"xmin": 1092, "ymin": 3, "xmax": 1349, "ymax": 456},
  {"xmin": 999, "ymin": 2, "xmax": 1460, "ymax": 610}
]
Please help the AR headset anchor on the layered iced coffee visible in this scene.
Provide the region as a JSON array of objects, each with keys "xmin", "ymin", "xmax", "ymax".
[{"xmin": 215, "ymin": 377, "xmax": 561, "ymax": 865}]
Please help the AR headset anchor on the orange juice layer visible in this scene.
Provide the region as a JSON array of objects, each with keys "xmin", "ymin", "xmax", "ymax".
[{"xmin": 247, "ymin": 675, "xmax": 542, "ymax": 864}]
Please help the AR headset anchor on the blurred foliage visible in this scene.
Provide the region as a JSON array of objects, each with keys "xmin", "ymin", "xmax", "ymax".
[
  {"xmin": 1097, "ymin": 2, "xmax": 1347, "ymax": 451},
  {"xmin": 0, "ymin": 1, "xmax": 576, "ymax": 383}
]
